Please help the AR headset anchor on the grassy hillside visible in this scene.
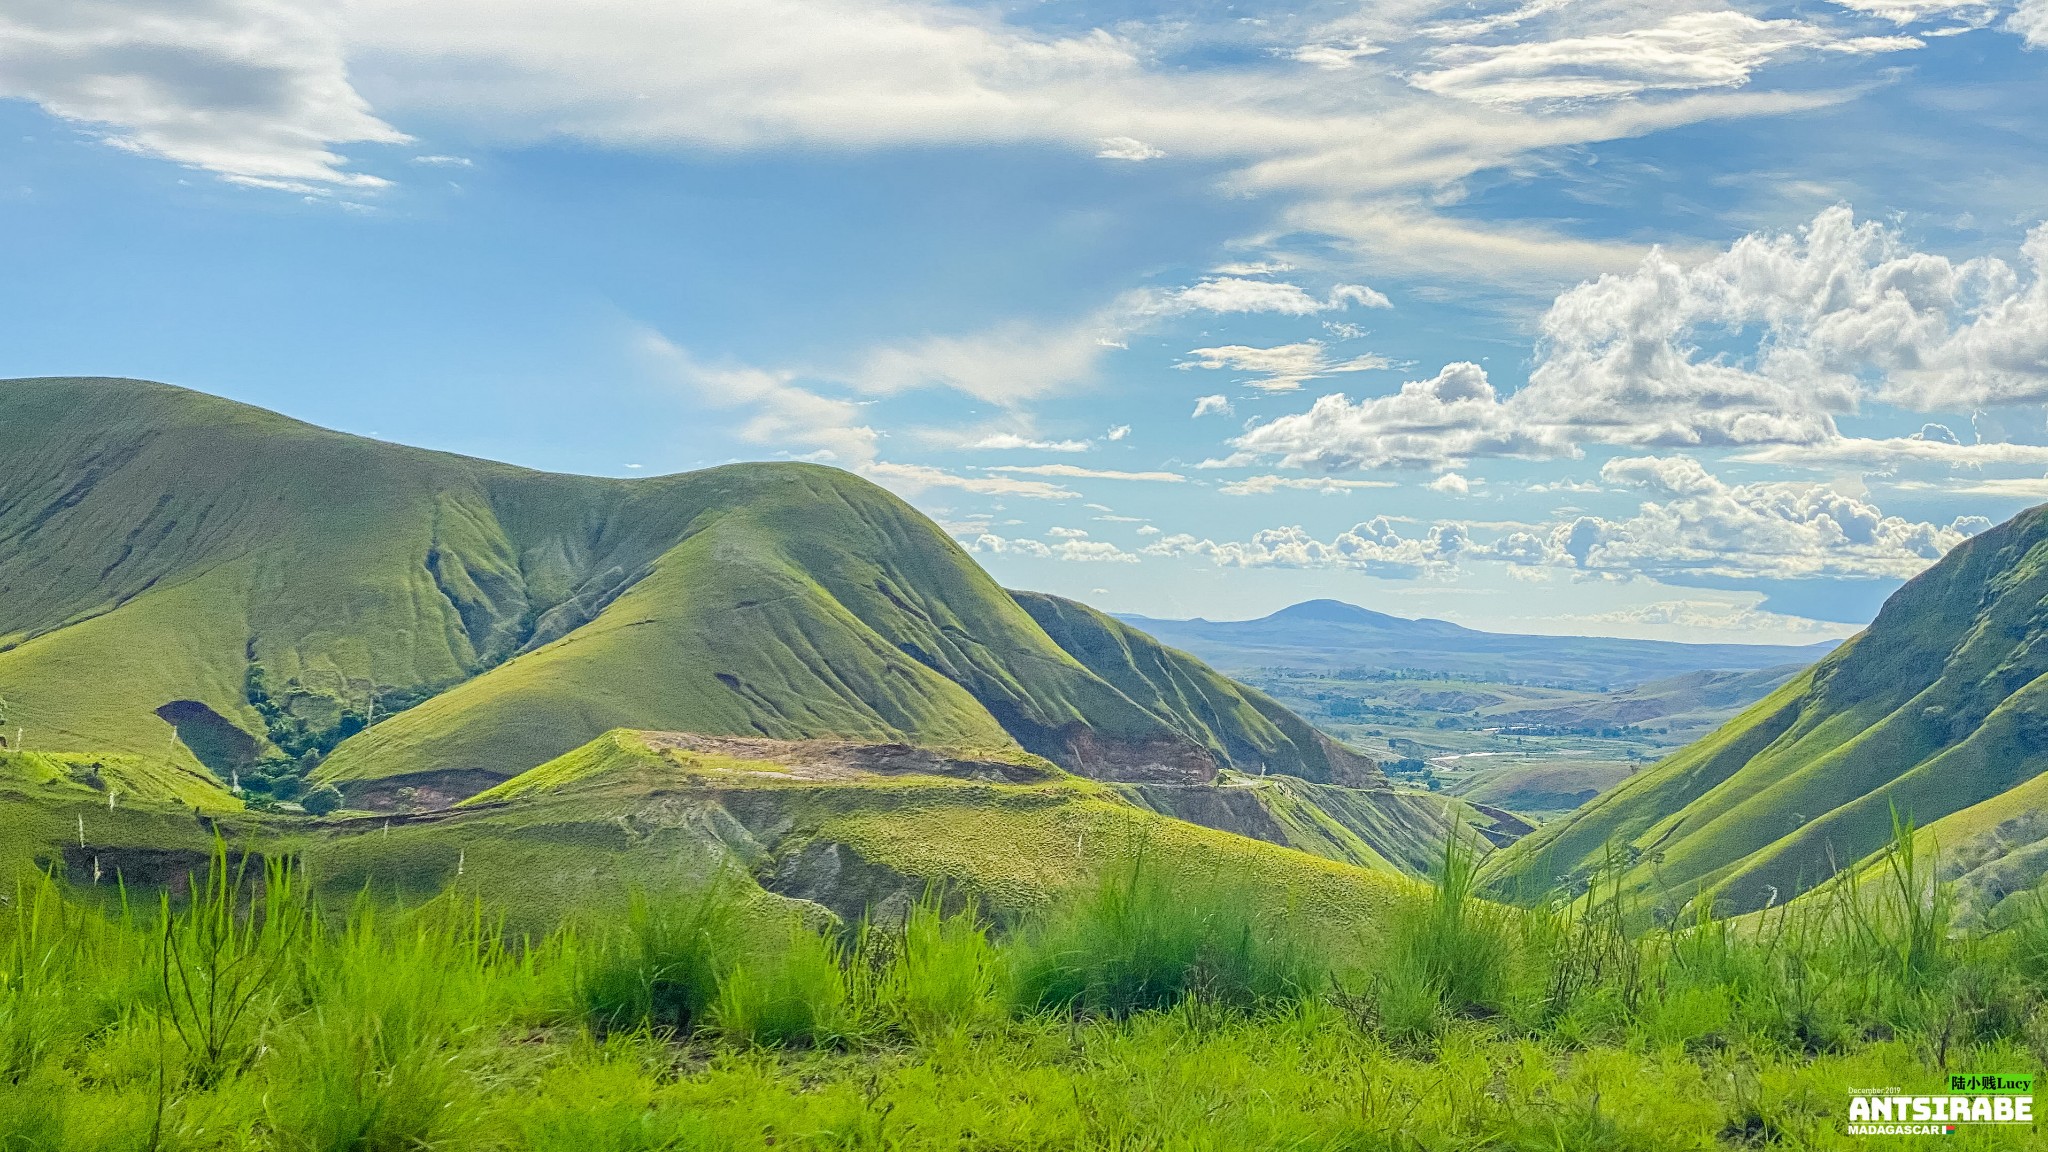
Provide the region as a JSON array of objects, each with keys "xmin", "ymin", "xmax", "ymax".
[
  {"xmin": 1115, "ymin": 775, "xmax": 1485, "ymax": 874},
  {"xmin": 1485, "ymin": 502, "xmax": 2048, "ymax": 917},
  {"xmin": 0, "ymin": 728, "xmax": 1409, "ymax": 933},
  {"xmin": 0, "ymin": 377, "xmax": 1377, "ymax": 803}
]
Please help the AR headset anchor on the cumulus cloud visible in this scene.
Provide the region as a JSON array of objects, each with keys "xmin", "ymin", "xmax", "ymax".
[
  {"xmin": 1158, "ymin": 456, "xmax": 1986, "ymax": 586},
  {"xmin": 1412, "ymin": 12, "xmax": 1919, "ymax": 108},
  {"xmin": 1534, "ymin": 207, "xmax": 2048, "ymax": 420},
  {"xmin": 1528, "ymin": 478, "xmax": 1605, "ymax": 494},
  {"xmin": 1483, "ymin": 454, "xmax": 1987, "ymax": 581},
  {"xmin": 1192, "ymin": 395, "xmax": 1234, "ymax": 418},
  {"xmin": 0, "ymin": 0, "xmax": 406, "ymax": 188},
  {"xmin": 1230, "ymin": 362, "xmax": 1557, "ymax": 470},
  {"xmin": 1232, "ymin": 209, "xmax": 2048, "ymax": 472},
  {"xmin": 1145, "ymin": 516, "xmax": 1469, "ymax": 578},
  {"xmin": 1428, "ymin": 472, "xmax": 1473, "ymax": 494},
  {"xmin": 1096, "ymin": 135, "xmax": 1165, "ymax": 160},
  {"xmin": 1179, "ymin": 341, "xmax": 1392, "ymax": 392},
  {"xmin": 1217, "ymin": 475, "xmax": 1398, "ymax": 496},
  {"xmin": 1106, "ymin": 424, "xmax": 1130, "ymax": 441}
]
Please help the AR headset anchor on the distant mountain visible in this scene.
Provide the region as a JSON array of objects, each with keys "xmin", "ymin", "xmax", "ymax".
[
  {"xmin": 1485, "ymin": 501, "xmax": 2048, "ymax": 921},
  {"xmin": 1117, "ymin": 600, "xmax": 1839, "ymax": 688},
  {"xmin": 0, "ymin": 377, "xmax": 1377, "ymax": 806}
]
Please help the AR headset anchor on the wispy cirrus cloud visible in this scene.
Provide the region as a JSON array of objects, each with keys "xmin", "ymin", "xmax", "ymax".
[
  {"xmin": 1164, "ymin": 277, "xmax": 1391, "ymax": 315},
  {"xmin": 1411, "ymin": 12, "xmax": 1919, "ymax": 109},
  {"xmin": 1217, "ymin": 474, "xmax": 1397, "ymax": 495},
  {"xmin": 987, "ymin": 463, "xmax": 1187, "ymax": 483},
  {"xmin": 1179, "ymin": 341, "xmax": 1392, "ymax": 392}
]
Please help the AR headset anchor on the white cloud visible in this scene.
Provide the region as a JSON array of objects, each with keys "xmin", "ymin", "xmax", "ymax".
[
  {"xmin": 640, "ymin": 330, "xmax": 879, "ymax": 465},
  {"xmin": 1907, "ymin": 476, "xmax": 2048, "ymax": 500},
  {"xmin": 1047, "ymin": 526, "xmax": 1089, "ymax": 538},
  {"xmin": 1106, "ymin": 424, "xmax": 1130, "ymax": 441},
  {"xmin": 1166, "ymin": 456, "xmax": 1987, "ymax": 586},
  {"xmin": 1217, "ymin": 475, "xmax": 1398, "ymax": 496},
  {"xmin": 1179, "ymin": 341, "xmax": 1392, "ymax": 392},
  {"xmin": 410, "ymin": 153, "xmax": 471, "ymax": 166},
  {"xmin": 1212, "ymin": 260, "xmax": 1295, "ymax": 276},
  {"xmin": 865, "ymin": 461, "xmax": 1079, "ymax": 500},
  {"xmin": 1096, "ymin": 135, "xmax": 1164, "ymax": 160},
  {"xmin": 1730, "ymin": 436, "xmax": 2048, "ymax": 469},
  {"xmin": 1428, "ymin": 472, "xmax": 1473, "ymax": 495},
  {"xmin": 1568, "ymin": 599, "xmax": 1855, "ymax": 638},
  {"xmin": 1231, "ymin": 362, "xmax": 1557, "ymax": 470},
  {"xmin": 1144, "ymin": 517, "xmax": 1469, "ymax": 578},
  {"xmin": 968, "ymin": 433, "xmax": 1093, "ymax": 452},
  {"xmin": 852, "ymin": 311, "xmax": 1129, "ymax": 406},
  {"xmin": 1421, "ymin": 0, "xmax": 1575, "ymax": 41},
  {"xmin": 987, "ymin": 464, "xmax": 1186, "ymax": 483},
  {"xmin": 0, "ymin": 0, "xmax": 406, "ymax": 188},
  {"xmin": 969, "ymin": 533, "xmax": 1137, "ymax": 562},
  {"xmin": 1279, "ymin": 200, "xmax": 1667, "ymax": 284},
  {"xmin": 1536, "ymin": 207, "xmax": 2048, "ymax": 421},
  {"xmin": 1831, "ymin": 0, "xmax": 1998, "ymax": 27},
  {"xmin": 1291, "ymin": 38, "xmax": 1383, "ymax": 70},
  {"xmin": 1484, "ymin": 454, "xmax": 1987, "ymax": 581},
  {"xmin": 1412, "ymin": 12, "xmax": 1919, "ymax": 109},
  {"xmin": 1233, "ymin": 209, "xmax": 2048, "ymax": 472},
  {"xmin": 1166, "ymin": 277, "xmax": 1390, "ymax": 315},
  {"xmin": 1192, "ymin": 395, "xmax": 1234, "ymax": 418},
  {"xmin": 969, "ymin": 533, "xmax": 1050, "ymax": 558},
  {"xmin": 2014, "ymin": 0, "xmax": 2048, "ymax": 46},
  {"xmin": 1528, "ymin": 478, "xmax": 1605, "ymax": 494},
  {"xmin": 643, "ymin": 330, "xmax": 1107, "ymax": 502}
]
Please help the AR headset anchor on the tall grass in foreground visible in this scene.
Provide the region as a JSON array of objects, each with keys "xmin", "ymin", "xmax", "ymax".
[
  {"xmin": 1010, "ymin": 850, "xmax": 1328, "ymax": 1017},
  {"xmin": 4, "ymin": 821, "xmax": 2048, "ymax": 1148}
]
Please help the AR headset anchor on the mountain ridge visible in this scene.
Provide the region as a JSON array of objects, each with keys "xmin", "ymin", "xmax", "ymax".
[
  {"xmin": 1117, "ymin": 601, "xmax": 1840, "ymax": 688},
  {"xmin": 0, "ymin": 376, "xmax": 1380, "ymax": 804}
]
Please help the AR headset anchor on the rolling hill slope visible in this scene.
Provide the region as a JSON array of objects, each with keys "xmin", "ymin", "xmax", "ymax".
[
  {"xmin": 1484, "ymin": 501, "xmax": 2048, "ymax": 917},
  {"xmin": 0, "ymin": 377, "xmax": 1377, "ymax": 801}
]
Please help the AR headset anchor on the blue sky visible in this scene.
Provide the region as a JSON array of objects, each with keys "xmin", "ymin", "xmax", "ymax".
[{"xmin": 3, "ymin": 0, "xmax": 2046, "ymax": 641}]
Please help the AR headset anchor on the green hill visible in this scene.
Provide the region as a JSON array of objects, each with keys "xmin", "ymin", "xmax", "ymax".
[
  {"xmin": 1484, "ymin": 501, "xmax": 2048, "ymax": 918},
  {"xmin": 0, "ymin": 729, "xmax": 1411, "ymax": 934},
  {"xmin": 0, "ymin": 377, "xmax": 1378, "ymax": 807}
]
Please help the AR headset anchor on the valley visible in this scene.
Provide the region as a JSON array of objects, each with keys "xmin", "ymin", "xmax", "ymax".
[{"xmin": 4, "ymin": 377, "xmax": 2047, "ymax": 1149}]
